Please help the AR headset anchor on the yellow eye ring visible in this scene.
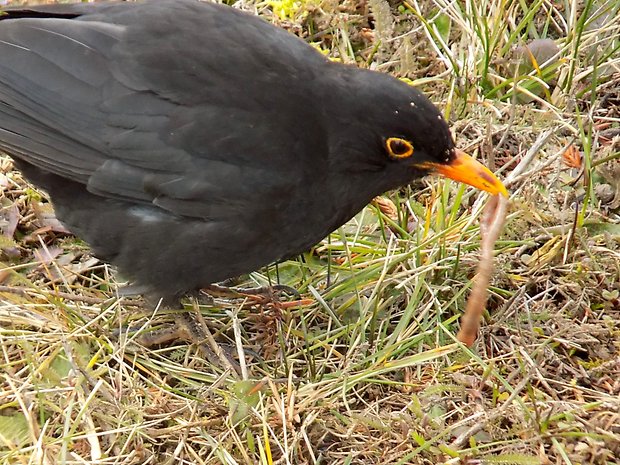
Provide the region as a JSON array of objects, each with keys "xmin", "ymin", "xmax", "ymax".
[{"xmin": 386, "ymin": 137, "xmax": 414, "ymax": 159}]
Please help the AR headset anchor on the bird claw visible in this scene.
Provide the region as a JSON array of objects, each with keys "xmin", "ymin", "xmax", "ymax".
[{"xmin": 202, "ymin": 283, "xmax": 300, "ymax": 300}]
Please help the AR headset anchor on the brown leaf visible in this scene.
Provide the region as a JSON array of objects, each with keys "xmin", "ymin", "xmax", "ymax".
[
  {"xmin": 372, "ymin": 196, "xmax": 398, "ymax": 221},
  {"xmin": 31, "ymin": 201, "xmax": 71, "ymax": 234},
  {"xmin": 562, "ymin": 145, "xmax": 582, "ymax": 169},
  {"xmin": 33, "ymin": 245, "xmax": 63, "ymax": 266},
  {"xmin": 1, "ymin": 204, "xmax": 19, "ymax": 239},
  {"xmin": 0, "ymin": 204, "xmax": 21, "ymax": 258}
]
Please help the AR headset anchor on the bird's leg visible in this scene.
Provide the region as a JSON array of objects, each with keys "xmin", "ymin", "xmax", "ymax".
[
  {"xmin": 202, "ymin": 283, "xmax": 306, "ymax": 324},
  {"xmin": 203, "ymin": 283, "xmax": 300, "ymax": 300}
]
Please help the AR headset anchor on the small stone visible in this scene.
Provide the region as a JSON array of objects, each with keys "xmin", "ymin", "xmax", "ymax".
[{"xmin": 595, "ymin": 184, "xmax": 615, "ymax": 204}]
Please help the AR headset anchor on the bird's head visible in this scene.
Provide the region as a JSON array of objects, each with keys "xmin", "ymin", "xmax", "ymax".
[{"xmin": 325, "ymin": 67, "xmax": 507, "ymax": 197}]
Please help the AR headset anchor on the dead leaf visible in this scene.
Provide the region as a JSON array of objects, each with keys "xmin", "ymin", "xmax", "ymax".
[
  {"xmin": 562, "ymin": 145, "xmax": 582, "ymax": 169},
  {"xmin": 33, "ymin": 245, "xmax": 63, "ymax": 266},
  {"xmin": 1, "ymin": 204, "xmax": 19, "ymax": 238},
  {"xmin": 31, "ymin": 201, "xmax": 71, "ymax": 234},
  {"xmin": 372, "ymin": 196, "xmax": 398, "ymax": 221},
  {"xmin": 0, "ymin": 204, "xmax": 20, "ymax": 258}
]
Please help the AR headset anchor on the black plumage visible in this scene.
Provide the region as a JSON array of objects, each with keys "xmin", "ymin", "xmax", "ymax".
[{"xmin": 0, "ymin": 0, "xmax": 505, "ymax": 302}]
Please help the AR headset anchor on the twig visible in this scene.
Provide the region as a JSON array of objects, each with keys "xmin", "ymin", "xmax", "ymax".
[
  {"xmin": 457, "ymin": 195, "xmax": 508, "ymax": 346},
  {"xmin": 0, "ymin": 284, "xmax": 109, "ymax": 305},
  {"xmin": 504, "ymin": 129, "xmax": 556, "ymax": 187}
]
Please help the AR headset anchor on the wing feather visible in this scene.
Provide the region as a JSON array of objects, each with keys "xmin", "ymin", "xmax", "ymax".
[{"xmin": 0, "ymin": 0, "xmax": 327, "ymax": 220}]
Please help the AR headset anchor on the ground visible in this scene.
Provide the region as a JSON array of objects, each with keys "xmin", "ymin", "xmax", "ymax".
[{"xmin": 0, "ymin": 0, "xmax": 619, "ymax": 464}]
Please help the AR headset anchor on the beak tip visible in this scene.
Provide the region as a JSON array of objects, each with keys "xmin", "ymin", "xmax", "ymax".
[
  {"xmin": 430, "ymin": 150, "xmax": 509, "ymax": 197},
  {"xmin": 491, "ymin": 182, "xmax": 509, "ymax": 198}
]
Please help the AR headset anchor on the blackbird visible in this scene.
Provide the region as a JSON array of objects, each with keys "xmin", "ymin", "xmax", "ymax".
[{"xmin": 0, "ymin": 0, "xmax": 507, "ymax": 304}]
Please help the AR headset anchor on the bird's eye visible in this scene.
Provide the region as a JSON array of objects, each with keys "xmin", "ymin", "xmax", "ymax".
[{"xmin": 385, "ymin": 137, "xmax": 414, "ymax": 159}]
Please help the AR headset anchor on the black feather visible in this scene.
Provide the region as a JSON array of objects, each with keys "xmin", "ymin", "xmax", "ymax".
[{"xmin": 0, "ymin": 0, "xmax": 454, "ymax": 300}]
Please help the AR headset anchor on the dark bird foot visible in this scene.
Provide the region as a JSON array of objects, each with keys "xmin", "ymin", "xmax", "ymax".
[
  {"xmin": 203, "ymin": 283, "xmax": 306, "ymax": 322},
  {"xmin": 203, "ymin": 283, "xmax": 301, "ymax": 300},
  {"xmin": 116, "ymin": 284, "xmax": 304, "ymax": 372}
]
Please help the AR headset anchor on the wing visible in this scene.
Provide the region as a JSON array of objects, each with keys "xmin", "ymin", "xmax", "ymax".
[{"xmin": 0, "ymin": 0, "xmax": 328, "ymax": 220}]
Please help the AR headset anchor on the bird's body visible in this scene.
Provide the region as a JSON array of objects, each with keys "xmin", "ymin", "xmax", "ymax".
[{"xmin": 0, "ymin": 0, "xmax": 505, "ymax": 302}]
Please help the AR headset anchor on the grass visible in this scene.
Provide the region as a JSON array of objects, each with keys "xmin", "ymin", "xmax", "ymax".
[{"xmin": 1, "ymin": 0, "xmax": 619, "ymax": 464}]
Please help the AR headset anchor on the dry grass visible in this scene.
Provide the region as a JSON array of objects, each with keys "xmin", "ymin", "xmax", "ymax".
[{"xmin": 1, "ymin": 0, "xmax": 619, "ymax": 464}]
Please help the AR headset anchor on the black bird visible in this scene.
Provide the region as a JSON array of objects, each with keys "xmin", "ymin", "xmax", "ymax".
[{"xmin": 0, "ymin": 0, "xmax": 506, "ymax": 304}]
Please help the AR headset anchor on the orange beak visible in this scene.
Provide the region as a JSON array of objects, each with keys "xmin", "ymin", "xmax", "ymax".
[{"xmin": 421, "ymin": 149, "xmax": 508, "ymax": 197}]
